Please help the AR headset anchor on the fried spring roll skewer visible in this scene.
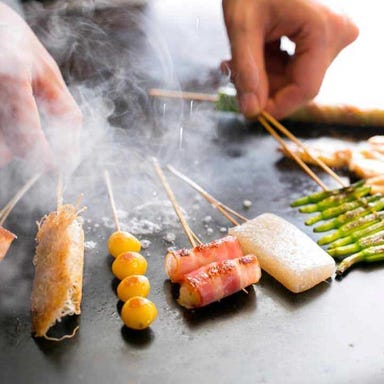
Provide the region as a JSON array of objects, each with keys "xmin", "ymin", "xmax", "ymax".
[{"xmin": 31, "ymin": 204, "xmax": 85, "ymax": 339}]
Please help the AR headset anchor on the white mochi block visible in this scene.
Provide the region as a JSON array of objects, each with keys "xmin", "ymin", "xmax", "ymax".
[{"xmin": 229, "ymin": 213, "xmax": 335, "ymax": 293}]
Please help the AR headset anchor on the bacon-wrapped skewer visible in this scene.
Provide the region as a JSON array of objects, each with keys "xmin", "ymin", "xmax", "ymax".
[
  {"xmin": 153, "ymin": 160, "xmax": 261, "ymax": 309},
  {"xmin": 165, "ymin": 235, "xmax": 243, "ymax": 283},
  {"xmin": 178, "ymin": 254, "xmax": 261, "ymax": 309}
]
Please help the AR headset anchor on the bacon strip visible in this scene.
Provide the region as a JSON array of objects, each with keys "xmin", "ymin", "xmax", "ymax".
[
  {"xmin": 165, "ymin": 235, "xmax": 244, "ymax": 283},
  {"xmin": 178, "ymin": 254, "xmax": 261, "ymax": 309},
  {"xmin": 0, "ymin": 226, "xmax": 16, "ymax": 261}
]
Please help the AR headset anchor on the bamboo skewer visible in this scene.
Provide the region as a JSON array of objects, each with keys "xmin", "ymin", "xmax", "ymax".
[
  {"xmin": 148, "ymin": 88, "xmax": 218, "ymax": 103},
  {"xmin": 149, "ymin": 87, "xmax": 347, "ymax": 191},
  {"xmin": 167, "ymin": 165, "xmax": 247, "ymax": 226},
  {"xmin": 104, "ymin": 170, "xmax": 121, "ymax": 232},
  {"xmin": 152, "ymin": 158, "xmax": 202, "ymax": 247},
  {"xmin": 260, "ymin": 111, "xmax": 347, "ymax": 188},
  {"xmin": 57, "ymin": 173, "xmax": 63, "ymax": 211},
  {"xmin": 0, "ymin": 173, "xmax": 41, "ymax": 226},
  {"xmin": 258, "ymin": 115, "xmax": 329, "ymax": 191}
]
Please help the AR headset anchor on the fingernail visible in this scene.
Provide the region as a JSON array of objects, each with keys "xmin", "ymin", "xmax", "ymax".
[{"xmin": 239, "ymin": 92, "xmax": 260, "ymax": 117}]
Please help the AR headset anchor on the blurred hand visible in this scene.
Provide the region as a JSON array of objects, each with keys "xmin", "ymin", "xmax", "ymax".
[
  {"xmin": 0, "ymin": 3, "xmax": 81, "ymax": 168},
  {"xmin": 222, "ymin": 0, "xmax": 359, "ymax": 119}
]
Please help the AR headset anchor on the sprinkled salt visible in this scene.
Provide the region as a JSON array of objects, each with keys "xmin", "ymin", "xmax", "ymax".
[
  {"xmin": 203, "ymin": 215, "xmax": 213, "ymax": 224},
  {"xmin": 243, "ymin": 200, "xmax": 252, "ymax": 209},
  {"xmin": 102, "ymin": 216, "xmax": 115, "ymax": 229},
  {"xmin": 219, "ymin": 227, "xmax": 227, "ymax": 233},
  {"xmin": 85, "ymin": 241, "xmax": 97, "ymax": 250},
  {"xmin": 163, "ymin": 232, "xmax": 176, "ymax": 243},
  {"xmin": 206, "ymin": 227, "xmax": 214, "ymax": 234},
  {"xmin": 141, "ymin": 239, "xmax": 151, "ymax": 249}
]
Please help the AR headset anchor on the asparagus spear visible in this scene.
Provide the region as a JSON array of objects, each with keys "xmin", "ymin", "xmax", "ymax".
[
  {"xmin": 336, "ymin": 245, "xmax": 384, "ymax": 275},
  {"xmin": 327, "ymin": 219, "xmax": 384, "ymax": 249},
  {"xmin": 216, "ymin": 87, "xmax": 239, "ymax": 113},
  {"xmin": 305, "ymin": 194, "xmax": 381, "ymax": 226},
  {"xmin": 291, "ymin": 180, "xmax": 365, "ymax": 207},
  {"xmin": 328, "ymin": 230, "xmax": 384, "ymax": 258},
  {"xmin": 313, "ymin": 195, "xmax": 384, "ymax": 232},
  {"xmin": 317, "ymin": 211, "xmax": 384, "ymax": 245},
  {"xmin": 299, "ymin": 185, "xmax": 371, "ymax": 213}
]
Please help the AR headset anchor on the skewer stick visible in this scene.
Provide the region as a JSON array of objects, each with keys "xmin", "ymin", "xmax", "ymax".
[
  {"xmin": 261, "ymin": 111, "xmax": 347, "ymax": 188},
  {"xmin": 57, "ymin": 172, "xmax": 63, "ymax": 210},
  {"xmin": 148, "ymin": 88, "xmax": 218, "ymax": 103},
  {"xmin": 258, "ymin": 115, "xmax": 329, "ymax": 191},
  {"xmin": 167, "ymin": 165, "xmax": 247, "ymax": 225},
  {"xmin": 104, "ymin": 170, "xmax": 121, "ymax": 233},
  {"xmin": 0, "ymin": 173, "xmax": 41, "ymax": 226},
  {"xmin": 152, "ymin": 158, "xmax": 201, "ymax": 247}
]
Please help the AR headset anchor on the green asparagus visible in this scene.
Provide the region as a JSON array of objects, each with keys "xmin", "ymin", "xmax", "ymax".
[
  {"xmin": 292, "ymin": 181, "xmax": 384, "ymax": 274},
  {"xmin": 305, "ymin": 194, "xmax": 381, "ymax": 226},
  {"xmin": 328, "ymin": 230, "xmax": 384, "ymax": 258},
  {"xmin": 336, "ymin": 247, "xmax": 384, "ymax": 275},
  {"xmin": 317, "ymin": 211, "xmax": 384, "ymax": 245},
  {"xmin": 291, "ymin": 180, "xmax": 365, "ymax": 207}
]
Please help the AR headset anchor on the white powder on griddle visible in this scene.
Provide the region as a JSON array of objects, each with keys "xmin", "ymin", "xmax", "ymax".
[
  {"xmin": 140, "ymin": 239, "xmax": 151, "ymax": 249},
  {"xmin": 203, "ymin": 215, "xmax": 213, "ymax": 224},
  {"xmin": 163, "ymin": 232, "xmax": 176, "ymax": 243},
  {"xmin": 85, "ymin": 240, "xmax": 97, "ymax": 250},
  {"xmin": 101, "ymin": 200, "xmax": 188, "ymax": 235}
]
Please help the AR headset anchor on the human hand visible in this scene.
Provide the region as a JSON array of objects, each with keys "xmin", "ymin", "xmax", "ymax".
[
  {"xmin": 221, "ymin": 0, "xmax": 359, "ymax": 119},
  {"xmin": 0, "ymin": 3, "xmax": 82, "ymax": 168}
]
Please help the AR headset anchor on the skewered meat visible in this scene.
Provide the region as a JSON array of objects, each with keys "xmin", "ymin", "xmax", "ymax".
[
  {"xmin": 165, "ymin": 235, "xmax": 243, "ymax": 283},
  {"xmin": 178, "ymin": 254, "xmax": 261, "ymax": 309}
]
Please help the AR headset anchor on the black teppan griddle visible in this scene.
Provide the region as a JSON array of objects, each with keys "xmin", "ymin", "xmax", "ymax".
[{"xmin": 1, "ymin": 2, "xmax": 383, "ymax": 384}]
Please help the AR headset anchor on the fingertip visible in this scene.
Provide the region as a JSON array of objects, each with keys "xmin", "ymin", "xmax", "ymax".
[{"xmin": 238, "ymin": 92, "xmax": 260, "ymax": 118}]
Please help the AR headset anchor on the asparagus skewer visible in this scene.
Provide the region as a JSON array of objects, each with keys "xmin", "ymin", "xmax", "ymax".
[
  {"xmin": 317, "ymin": 211, "xmax": 384, "ymax": 245},
  {"xmin": 305, "ymin": 194, "xmax": 382, "ymax": 226},
  {"xmin": 299, "ymin": 185, "xmax": 371, "ymax": 213},
  {"xmin": 313, "ymin": 196, "xmax": 384, "ymax": 232},
  {"xmin": 328, "ymin": 230, "xmax": 384, "ymax": 258},
  {"xmin": 327, "ymin": 219, "xmax": 384, "ymax": 249},
  {"xmin": 336, "ymin": 247, "xmax": 384, "ymax": 275},
  {"xmin": 291, "ymin": 180, "xmax": 365, "ymax": 207},
  {"xmin": 292, "ymin": 181, "xmax": 384, "ymax": 274}
]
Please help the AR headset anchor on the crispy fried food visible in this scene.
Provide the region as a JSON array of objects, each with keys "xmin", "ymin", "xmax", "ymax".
[{"xmin": 31, "ymin": 204, "xmax": 84, "ymax": 339}]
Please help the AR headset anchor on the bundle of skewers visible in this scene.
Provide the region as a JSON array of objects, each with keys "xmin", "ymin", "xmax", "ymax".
[{"xmin": 150, "ymin": 87, "xmax": 384, "ymax": 276}]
